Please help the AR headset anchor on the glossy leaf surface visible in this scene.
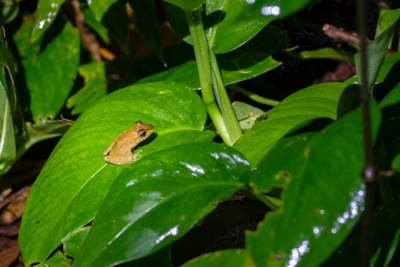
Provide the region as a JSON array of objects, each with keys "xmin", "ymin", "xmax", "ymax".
[
  {"xmin": 182, "ymin": 249, "xmax": 253, "ymax": 267},
  {"xmin": 19, "ymin": 82, "xmax": 213, "ymax": 265},
  {"xmin": 73, "ymin": 142, "xmax": 250, "ymax": 266},
  {"xmin": 207, "ymin": 0, "xmax": 311, "ymax": 54},
  {"xmin": 354, "ymin": 8, "xmax": 400, "ymax": 93},
  {"xmin": 163, "ymin": 0, "xmax": 206, "ymax": 10},
  {"xmin": 14, "ymin": 16, "xmax": 80, "ymax": 123},
  {"xmin": 128, "ymin": 0, "xmax": 165, "ymax": 64},
  {"xmin": 233, "ymin": 82, "xmax": 346, "ymax": 168},
  {"xmin": 30, "ymin": 0, "xmax": 65, "ymax": 43},
  {"xmin": 137, "ymin": 25, "xmax": 288, "ymax": 88},
  {"xmin": 247, "ymin": 103, "xmax": 381, "ymax": 267},
  {"xmin": 323, "ymin": 202, "xmax": 400, "ymax": 267}
]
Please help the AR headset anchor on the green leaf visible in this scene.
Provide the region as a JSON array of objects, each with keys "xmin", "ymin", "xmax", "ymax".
[
  {"xmin": 182, "ymin": 249, "xmax": 253, "ymax": 267},
  {"xmin": 0, "ymin": 0, "xmax": 19, "ymax": 24},
  {"xmin": 0, "ymin": 71, "xmax": 15, "ymax": 167},
  {"xmin": 66, "ymin": 61, "xmax": 107, "ymax": 115},
  {"xmin": 232, "ymin": 101, "xmax": 264, "ymax": 133},
  {"xmin": 392, "ymin": 153, "xmax": 400, "ymax": 172},
  {"xmin": 73, "ymin": 142, "xmax": 250, "ymax": 266},
  {"xmin": 15, "ymin": 16, "xmax": 80, "ymax": 123},
  {"xmin": 128, "ymin": 0, "xmax": 165, "ymax": 64},
  {"xmin": 323, "ymin": 202, "xmax": 400, "ymax": 267},
  {"xmin": 354, "ymin": 8, "xmax": 400, "ymax": 94},
  {"xmin": 88, "ymin": 0, "xmax": 129, "ymax": 53},
  {"xmin": 67, "ymin": 57, "xmax": 135, "ymax": 114},
  {"xmin": 81, "ymin": 4, "xmax": 110, "ymax": 43},
  {"xmin": 233, "ymin": 82, "xmax": 346, "ymax": 168},
  {"xmin": 19, "ymin": 81, "xmax": 214, "ymax": 265},
  {"xmin": 291, "ymin": 48, "xmax": 355, "ymax": 64},
  {"xmin": 247, "ymin": 102, "xmax": 381, "ymax": 267},
  {"xmin": 62, "ymin": 227, "xmax": 91, "ymax": 259},
  {"xmin": 207, "ymin": 0, "xmax": 311, "ymax": 54},
  {"xmin": 43, "ymin": 251, "xmax": 72, "ymax": 267},
  {"xmin": 163, "ymin": 0, "xmax": 206, "ymax": 10},
  {"xmin": 30, "ymin": 0, "xmax": 65, "ymax": 43},
  {"xmin": 137, "ymin": 24, "xmax": 288, "ymax": 88}
]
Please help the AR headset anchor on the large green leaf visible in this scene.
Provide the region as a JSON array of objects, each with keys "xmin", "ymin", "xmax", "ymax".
[
  {"xmin": 30, "ymin": 0, "xmax": 65, "ymax": 43},
  {"xmin": 72, "ymin": 142, "xmax": 250, "ymax": 266},
  {"xmin": 128, "ymin": 0, "xmax": 165, "ymax": 64},
  {"xmin": 207, "ymin": 0, "xmax": 311, "ymax": 54},
  {"xmin": 182, "ymin": 249, "xmax": 253, "ymax": 267},
  {"xmin": 247, "ymin": 102, "xmax": 381, "ymax": 267},
  {"xmin": 14, "ymin": 16, "xmax": 80, "ymax": 123},
  {"xmin": 0, "ymin": 70, "xmax": 15, "ymax": 168},
  {"xmin": 354, "ymin": 8, "xmax": 400, "ymax": 94},
  {"xmin": 323, "ymin": 202, "xmax": 400, "ymax": 267},
  {"xmin": 19, "ymin": 82, "xmax": 214, "ymax": 265},
  {"xmin": 163, "ymin": 0, "xmax": 206, "ymax": 10},
  {"xmin": 88, "ymin": 0, "xmax": 129, "ymax": 53},
  {"xmin": 233, "ymin": 82, "xmax": 347, "ymax": 168},
  {"xmin": 137, "ymin": 25, "xmax": 288, "ymax": 88}
]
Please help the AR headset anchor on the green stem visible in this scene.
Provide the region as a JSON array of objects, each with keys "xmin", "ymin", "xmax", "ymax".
[
  {"xmin": 209, "ymin": 52, "xmax": 243, "ymax": 143},
  {"xmin": 184, "ymin": 8, "xmax": 236, "ymax": 145},
  {"xmin": 241, "ymin": 185, "xmax": 281, "ymax": 211},
  {"xmin": 228, "ymin": 84, "xmax": 280, "ymax": 106}
]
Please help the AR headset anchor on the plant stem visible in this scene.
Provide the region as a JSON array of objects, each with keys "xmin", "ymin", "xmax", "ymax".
[
  {"xmin": 228, "ymin": 84, "xmax": 280, "ymax": 106},
  {"xmin": 184, "ymin": 8, "xmax": 239, "ymax": 146},
  {"xmin": 356, "ymin": 0, "xmax": 378, "ymax": 266},
  {"xmin": 209, "ymin": 52, "xmax": 243, "ymax": 143}
]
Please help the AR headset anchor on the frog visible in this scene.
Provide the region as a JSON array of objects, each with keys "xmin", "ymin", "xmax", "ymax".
[{"xmin": 103, "ymin": 121, "xmax": 154, "ymax": 165}]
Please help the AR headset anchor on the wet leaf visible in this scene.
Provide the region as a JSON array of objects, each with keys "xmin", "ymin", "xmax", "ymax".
[
  {"xmin": 182, "ymin": 249, "xmax": 253, "ymax": 267},
  {"xmin": 207, "ymin": 0, "xmax": 311, "ymax": 54},
  {"xmin": 247, "ymin": 102, "xmax": 381, "ymax": 267},
  {"xmin": 137, "ymin": 24, "xmax": 288, "ymax": 88},
  {"xmin": 0, "ymin": 69, "xmax": 15, "ymax": 167},
  {"xmin": 73, "ymin": 142, "xmax": 250, "ymax": 266},
  {"xmin": 233, "ymin": 82, "xmax": 346, "ymax": 168},
  {"xmin": 323, "ymin": 202, "xmax": 400, "ymax": 267},
  {"xmin": 19, "ymin": 81, "xmax": 214, "ymax": 265},
  {"xmin": 30, "ymin": 0, "xmax": 65, "ymax": 43},
  {"xmin": 62, "ymin": 227, "xmax": 90, "ymax": 259},
  {"xmin": 14, "ymin": 16, "xmax": 80, "ymax": 123}
]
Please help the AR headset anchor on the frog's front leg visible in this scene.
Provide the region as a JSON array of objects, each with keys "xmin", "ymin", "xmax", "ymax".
[{"xmin": 104, "ymin": 150, "xmax": 143, "ymax": 165}]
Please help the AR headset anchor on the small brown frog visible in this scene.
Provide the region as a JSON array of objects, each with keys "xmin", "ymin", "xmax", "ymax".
[{"xmin": 103, "ymin": 121, "xmax": 154, "ymax": 165}]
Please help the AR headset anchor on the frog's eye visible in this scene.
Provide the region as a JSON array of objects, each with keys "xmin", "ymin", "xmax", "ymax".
[{"xmin": 138, "ymin": 129, "xmax": 147, "ymax": 137}]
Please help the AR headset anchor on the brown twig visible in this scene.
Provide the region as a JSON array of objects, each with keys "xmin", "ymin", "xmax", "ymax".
[{"xmin": 322, "ymin": 23, "xmax": 370, "ymax": 46}]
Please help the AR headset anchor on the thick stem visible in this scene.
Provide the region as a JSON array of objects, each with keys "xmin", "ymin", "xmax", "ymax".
[
  {"xmin": 228, "ymin": 84, "xmax": 280, "ymax": 106},
  {"xmin": 209, "ymin": 52, "xmax": 243, "ymax": 143},
  {"xmin": 356, "ymin": 0, "xmax": 378, "ymax": 266},
  {"xmin": 184, "ymin": 9, "xmax": 232, "ymax": 145}
]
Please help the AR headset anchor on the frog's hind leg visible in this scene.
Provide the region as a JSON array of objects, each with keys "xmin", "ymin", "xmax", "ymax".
[
  {"xmin": 104, "ymin": 153, "xmax": 134, "ymax": 165},
  {"xmin": 103, "ymin": 132, "xmax": 125, "ymax": 155}
]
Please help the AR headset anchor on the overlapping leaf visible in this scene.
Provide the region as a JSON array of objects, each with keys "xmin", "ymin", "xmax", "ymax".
[
  {"xmin": 355, "ymin": 8, "xmax": 400, "ymax": 94},
  {"xmin": 72, "ymin": 142, "xmax": 250, "ymax": 266},
  {"xmin": 233, "ymin": 82, "xmax": 347, "ymax": 168},
  {"xmin": 247, "ymin": 102, "xmax": 381, "ymax": 267},
  {"xmin": 19, "ymin": 81, "xmax": 214, "ymax": 265},
  {"xmin": 13, "ymin": 15, "xmax": 80, "ymax": 123}
]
